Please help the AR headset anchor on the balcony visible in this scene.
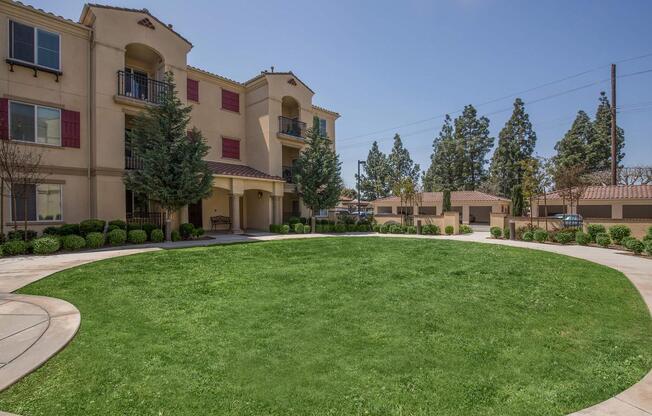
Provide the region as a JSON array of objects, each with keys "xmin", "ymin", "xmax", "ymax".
[
  {"xmin": 278, "ymin": 116, "xmax": 306, "ymax": 139},
  {"xmin": 117, "ymin": 70, "xmax": 170, "ymax": 106},
  {"xmin": 125, "ymin": 154, "xmax": 143, "ymax": 170}
]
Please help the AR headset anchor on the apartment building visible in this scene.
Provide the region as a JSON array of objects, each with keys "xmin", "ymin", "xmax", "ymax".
[{"xmin": 0, "ymin": 1, "xmax": 339, "ymax": 233}]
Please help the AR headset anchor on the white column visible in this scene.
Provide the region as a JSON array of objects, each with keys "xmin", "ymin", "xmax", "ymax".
[
  {"xmin": 230, "ymin": 193, "xmax": 243, "ymax": 234},
  {"xmin": 612, "ymin": 203, "xmax": 623, "ymax": 219},
  {"xmin": 462, "ymin": 205, "xmax": 470, "ymax": 224},
  {"xmin": 180, "ymin": 205, "xmax": 189, "ymax": 224},
  {"xmin": 272, "ymin": 196, "xmax": 283, "ymax": 224}
]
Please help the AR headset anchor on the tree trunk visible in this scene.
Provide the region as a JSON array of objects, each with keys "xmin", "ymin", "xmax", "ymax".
[
  {"xmin": 311, "ymin": 216, "xmax": 316, "ymax": 234},
  {"xmin": 23, "ymin": 193, "xmax": 28, "ymax": 241},
  {"xmin": 165, "ymin": 209, "xmax": 172, "ymax": 241}
]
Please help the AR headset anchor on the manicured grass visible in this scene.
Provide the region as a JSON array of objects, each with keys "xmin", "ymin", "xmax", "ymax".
[{"xmin": 1, "ymin": 238, "xmax": 651, "ymax": 415}]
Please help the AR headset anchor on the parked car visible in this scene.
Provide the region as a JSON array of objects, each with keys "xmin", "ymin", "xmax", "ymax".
[{"xmin": 561, "ymin": 214, "xmax": 583, "ymax": 228}]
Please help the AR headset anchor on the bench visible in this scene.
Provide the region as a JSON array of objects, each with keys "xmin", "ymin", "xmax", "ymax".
[{"xmin": 210, "ymin": 215, "xmax": 231, "ymax": 231}]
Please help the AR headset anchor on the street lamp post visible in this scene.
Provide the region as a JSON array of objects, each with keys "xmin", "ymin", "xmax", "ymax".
[{"xmin": 357, "ymin": 160, "xmax": 366, "ymax": 217}]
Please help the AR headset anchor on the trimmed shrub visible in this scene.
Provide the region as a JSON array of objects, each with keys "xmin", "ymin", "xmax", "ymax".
[
  {"xmin": 108, "ymin": 220, "xmax": 127, "ymax": 230},
  {"xmin": 533, "ymin": 229, "xmax": 548, "ymax": 243},
  {"xmin": 596, "ymin": 233, "xmax": 611, "ymax": 247},
  {"xmin": 490, "ymin": 227, "xmax": 502, "ymax": 239},
  {"xmin": 372, "ymin": 224, "xmax": 381, "ymax": 233},
  {"xmin": 503, "ymin": 227, "xmax": 510, "ymax": 239},
  {"xmin": 288, "ymin": 216, "xmax": 300, "ymax": 227},
  {"xmin": 108, "ymin": 229, "xmax": 127, "ymax": 246},
  {"xmin": 322, "ymin": 224, "xmax": 332, "ymax": 233},
  {"xmin": 269, "ymin": 224, "xmax": 279, "ymax": 233},
  {"xmin": 609, "ymin": 225, "xmax": 631, "ymax": 245},
  {"xmin": 141, "ymin": 223, "xmax": 158, "ymax": 239},
  {"xmin": 294, "ymin": 223, "xmax": 304, "ymax": 234},
  {"xmin": 389, "ymin": 224, "xmax": 404, "ymax": 234},
  {"xmin": 575, "ymin": 231, "xmax": 590, "ymax": 245},
  {"xmin": 303, "ymin": 224, "xmax": 311, "ymax": 234},
  {"xmin": 8, "ymin": 229, "xmax": 37, "ymax": 241},
  {"xmin": 522, "ymin": 231, "xmax": 534, "ymax": 242},
  {"xmin": 128, "ymin": 230, "xmax": 147, "ymax": 244},
  {"xmin": 150, "ymin": 229, "xmax": 165, "ymax": 243},
  {"xmin": 406, "ymin": 226, "xmax": 417, "ymax": 234},
  {"xmin": 645, "ymin": 241, "xmax": 652, "ymax": 256},
  {"xmin": 280, "ymin": 224, "xmax": 290, "ymax": 234},
  {"xmin": 315, "ymin": 224, "xmax": 323, "ymax": 233},
  {"xmin": 621, "ymin": 236, "xmax": 636, "ymax": 250},
  {"xmin": 299, "ymin": 217, "xmax": 308, "ymax": 225},
  {"xmin": 42, "ymin": 226, "xmax": 60, "ymax": 236},
  {"xmin": 32, "ymin": 236, "xmax": 60, "ymax": 255},
  {"xmin": 556, "ymin": 231, "xmax": 574, "ymax": 245},
  {"xmin": 444, "ymin": 225, "xmax": 454, "ymax": 235},
  {"xmin": 79, "ymin": 219, "xmax": 106, "ymax": 236},
  {"xmin": 379, "ymin": 224, "xmax": 390, "ymax": 234},
  {"xmin": 459, "ymin": 224, "xmax": 472, "ymax": 234},
  {"xmin": 334, "ymin": 223, "xmax": 346, "ymax": 233},
  {"xmin": 62, "ymin": 235, "xmax": 86, "ymax": 251},
  {"xmin": 587, "ymin": 224, "xmax": 606, "ymax": 242},
  {"xmin": 422, "ymin": 224, "xmax": 440, "ymax": 235},
  {"xmin": 3, "ymin": 239, "xmax": 28, "ymax": 256},
  {"xmin": 192, "ymin": 228, "xmax": 205, "ymax": 238},
  {"xmin": 171, "ymin": 230, "xmax": 181, "ymax": 242},
  {"xmin": 58, "ymin": 224, "xmax": 80, "ymax": 236},
  {"xmin": 85, "ymin": 232, "xmax": 105, "ymax": 249},
  {"xmin": 0, "ymin": 245, "xmax": 3, "ymax": 257},
  {"xmin": 179, "ymin": 223, "xmax": 195, "ymax": 240},
  {"xmin": 628, "ymin": 239, "xmax": 645, "ymax": 255}
]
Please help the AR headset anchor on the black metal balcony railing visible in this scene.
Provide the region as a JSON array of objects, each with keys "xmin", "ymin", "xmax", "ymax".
[
  {"xmin": 127, "ymin": 212, "xmax": 166, "ymax": 227},
  {"xmin": 282, "ymin": 165, "xmax": 296, "ymax": 183},
  {"xmin": 278, "ymin": 116, "xmax": 306, "ymax": 138},
  {"xmin": 125, "ymin": 154, "xmax": 143, "ymax": 170},
  {"xmin": 117, "ymin": 70, "xmax": 171, "ymax": 105}
]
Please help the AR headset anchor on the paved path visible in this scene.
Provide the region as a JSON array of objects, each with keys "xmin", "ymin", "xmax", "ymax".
[{"xmin": 0, "ymin": 232, "xmax": 651, "ymax": 416}]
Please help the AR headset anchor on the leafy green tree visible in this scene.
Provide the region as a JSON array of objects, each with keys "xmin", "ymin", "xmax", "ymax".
[
  {"xmin": 589, "ymin": 91, "xmax": 625, "ymax": 172},
  {"xmin": 454, "ymin": 105, "xmax": 493, "ymax": 190},
  {"xmin": 423, "ymin": 115, "xmax": 462, "ymax": 191},
  {"xmin": 443, "ymin": 189, "xmax": 452, "ymax": 212},
  {"xmin": 294, "ymin": 116, "xmax": 344, "ymax": 223},
  {"xmin": 124, "ymin": 72, "xmax": 213, "ymax": 240},
  {"xmin": 554, "ymin": 110, "xmax": 593, "ymax": 172},
  {"xmin": 511, "ymin": 184, "xmax": 524, "ymax": 217},
  {"xmin": 489, "ymin": 98, "xmax": 537, "ymax": 196},
  {"xmin": 356, "ymin": 141, "xmax": 391, "ymax": 200},
  {"xmin": 388, "ymin": 134, "xmax": 420, "ymax": 192}
]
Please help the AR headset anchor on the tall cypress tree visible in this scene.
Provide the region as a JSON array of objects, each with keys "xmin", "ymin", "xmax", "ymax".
[
  {"xmin": 554, "ymin": 110, "xmax": 593, "ymax": 172},
  {"xmin": 454, "ymin": 105, "xmax": 493, "ymax": 190},
  {"xmin": 356, "ymin": 141, "xmax": 391, "ymax": 201},
  {"xmin": 489, "ymin": 98, "xmax": 537, "ymax": 196},
  {"xmin": 423, "ymin": 115, "xmax": 461, "ymax": 191},
  {"xmin": 589, "ymin": 91, "xmax": 625, "ymax": 172},
  {"xmin": 388, "ymin": 134, "xmax": 420, "ymax": 192}
]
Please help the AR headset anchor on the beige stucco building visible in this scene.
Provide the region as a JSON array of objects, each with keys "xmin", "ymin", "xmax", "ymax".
[{"xmin": 0, "ymin": 1, "xmax": 339, "ymax": 233}]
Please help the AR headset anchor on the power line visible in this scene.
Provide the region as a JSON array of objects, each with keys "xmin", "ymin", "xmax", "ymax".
[{"xmin": 339, "ymin": 52, "xmax": 652, "ymax": 143}]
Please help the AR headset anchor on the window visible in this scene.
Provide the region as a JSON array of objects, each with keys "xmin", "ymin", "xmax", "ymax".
[
  {"xmin": 9, "ymin": 21, "xmax": 60, "ymax": 71},
  {"xmin": 397, "ymin": 206, "xmax": 414, "ymax": 215},
  {"xmin": 419, "ymin": 206, "xmax": 437, "ymax": 215},
  {"xmin": 319, "ymin": 118, "xmax": 327, "ymax": 136},
  {"xmin": 318, "ymin": 209, "xmax": 329, "ymax": 217},
  {"xmin": 222, "ymin": 137, "xmax": 240, "ymax": 159},
  {"xmin": 377, "ymin": 206, "xmax": 393, "ymax": 214},
  {"xmin": 221, "ymin": 89, "xmax": 239, "ymax": 112},
  {"xmin": 11, "ymin": 184, "xmax": 62, "ymax": 221},
  {"xmin": 187, "ymin": 79, "xmax": 199, "ymax": 102},
  {"xmin": 9, "ymin": 101, "xmax": 61, "ymax": 145}
]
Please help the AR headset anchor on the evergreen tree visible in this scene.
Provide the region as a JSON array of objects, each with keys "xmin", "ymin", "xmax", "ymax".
[
  {"xmin": 589, "ymin": 91, "xmax": 625, "ymax": 172},
  {"xmin": 553, "ymin": 110, "xmax": 593, "ymax": 172},
  {"xmin": 294, "ymin": 116, "xmax": 343, "ymax": 219},
  {"xmin": 356, "ymin": 141, "xmax": 391, "ymax": 200},
  {"xmin": 388, "ymin": 134, "xmax": 420, "ymax": 192},
  {"xmin": 442, "ymin": 189, "xmax": 452, "ymax": 212},
  {"xmin": 423, "ymin": 115, "xmax": 461, "ymax": 191},
  {"xmin": 511, "ymin": 184, "xmax": 524, "ymax": 217},
  {"xmin": 489, "ymin": 98, "xmax": 537, "ymax": 196},
  {"xmin": 124, "ymin": 72, "xmax": 213, "ymax": 240},
  {"xmin": 454, "ymin": 105, "xmax": 493, "ymax": 190}
]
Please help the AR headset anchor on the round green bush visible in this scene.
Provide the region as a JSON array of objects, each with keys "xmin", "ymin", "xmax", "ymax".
[
  {"xmin": 3, "ymin": 239, "xmax": 28, "ymax": 256},
  {"xmin": 128, "ymin": 230, "xmax": 147, "ymax": 244},
  {"xmin": 280, "ymin": 224, "xmax": 290, "ymax": 234},
  {"xmin": 503, "ymin": 227, "xmax": 510, "ymax": 239},
  {"xmin": 555, "ymin": 231, "xmax": 574, "ymax": 245},
  {"xmin": 150, "ymin": 229, "xmax": 165, "ymax": 243},
  {"xmin": 303, "ymin": 224, "xmax": 311, "ymax": 234},
  {"xmin": 586, "ymin": 224, "xmax": 606, "ymax": 242},
  {"xmin": 108, "ymin": 219, "xmax": 127, "ymax": 230},
  {"xmin": 372, "ymin": 224, "xmax": 381, "ymax": 232},
  {"xmin": 179, "ymin": 223, "xmax": 195, "ymax": 240},
  {"xmin": 379, "ymin": 224, "xmax": 390, "ymax": 234},
  {"xmin": 406, "ymin": 226, "xmax": 417, "ymax": 234},
  {"xmin": 389, "ymin": 224, "xmax": 404, "ymax": 234},
  {"xmin": 85, "ymin": 232, "xmax": 105, "ymax": 249},
  {"xmin": 192, "ymin": 228, "xmax": 205, "ymax": 238},
  {"xmin": 575, "ymin": 231, "xmax": 590, "ymax": 245},
  {"xmin": 645, "ymin": 241, "xmax": 652, "ymax": 256},
  {"xmin": 62, "ymin": 235, "xmax": 86, "ymax": 251},
  {"xmin": 42, "ymin": 226, "xmax": 61, "ymax": 236},
  {"xmin": 444, "ymin": 225, "xmax": 454, "ymax": 235},
  {"xmin": 171, "ymin": 230, "xmax": 181, "ymax": 242},
  {"xmin": 269, "ymin": 224, "xmax": 279, "ymax": 233},
  {"xmin": 596, "ymin": 233, "xmax": 611, "ymax": 247},
  {"xmin": 141, "ymin": 223, "xmax": 157, "ymax": 239},
  {"xmin": 522, "ymin": 231, "xmax": 534, "ymax": 242},
  {"xmin": 609, "ymin": 225, "xmax": 631, "ymax": 245},
  {"xmin": 315, "ymin": 224, "xmax": 323, "ymax": 233},
  {"xmin": 288, "ymin": 217, "xmax": 300, "ymax": 227},
  {"xmin": 80, "ymin": 219, "xmax": 106, "ymax": 236},
  {"xmin": 459, "ymin": 225, "xmax": 473, "ymax": 234},
  {"xmin": 490, "ymin": 227, "xmax": 502, "ymax": 239},
  {"xmin": 32, "ymin": 236, "xmax": 61, "ymax": 255},
  {"xmin": 422, "ymin": 224, "xmax": 440, "ymax": 235},
  {"xmin": 628, "ymin": 239, "xmax": 645, "ymax": 255},
  {"xmin": 532, "ymin": 229, "xmax": 548, "ymax": 243},
  {"xmin": 621, "ymin": 236, "xmax": 637, "ymax": 250},
  {"xmin": 8, "ymin": 229, "xmax": 37, "ymax": 241},
  {"xmin": 294, "ymin": 223, "xmax": 304, "ymax": 234},
  {"xmin": 108, "ymin": 229, "xmax": 127, "ymax": 246},
  {"xmin": 58, "ymin": 224, "xmax": 80, "ymax": 236}
]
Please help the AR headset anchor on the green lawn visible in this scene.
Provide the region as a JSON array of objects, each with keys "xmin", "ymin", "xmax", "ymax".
[{"xmin": 1, "ymin": 238, "xmax": 651, "ymax": 416}]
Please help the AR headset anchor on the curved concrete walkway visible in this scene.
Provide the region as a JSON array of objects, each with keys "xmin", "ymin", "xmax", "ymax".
[{"xmin": 0, "ymin": 233, "xmax": 650, "ymax": 415}]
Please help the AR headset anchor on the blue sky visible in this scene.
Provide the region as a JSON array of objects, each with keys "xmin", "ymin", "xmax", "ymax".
[{"xmin": 30, "ymin": 0, "xmax": 652, "ymax": 186}]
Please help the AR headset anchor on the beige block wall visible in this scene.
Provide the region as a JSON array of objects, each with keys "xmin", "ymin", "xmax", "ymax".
[{"xmin": 583, "ymin": 219, "xmax": 651, "ymax": 239}]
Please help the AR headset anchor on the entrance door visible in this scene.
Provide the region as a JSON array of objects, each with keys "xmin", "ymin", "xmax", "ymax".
[{"xmin": 188, "ymin": 201, "xmax": 203, "ymax": 228}]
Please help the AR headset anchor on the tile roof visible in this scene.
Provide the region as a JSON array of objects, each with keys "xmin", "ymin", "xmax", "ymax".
[
  {"xmin": 545, "ymin": 185, "xmax": 652, "ymax": 200},
  {"xmin": 9, "ymin": 1, "xmax": 89, "ymax": 29},
  {"xmin": 207, "ymin": 162, "xmax": 283, "ymax": 181},
  {"xmin": 373, "ymin": 191, "xmax": 510, "ymax": 204},
  {"xmin": 186, "ymin": 65, "xmax": 242, "ymax": 87}
]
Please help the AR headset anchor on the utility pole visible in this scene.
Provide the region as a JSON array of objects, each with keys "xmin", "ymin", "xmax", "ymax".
[{"xmin": 611, "ymin": 63, "xmax": 617, "ymax": 185}]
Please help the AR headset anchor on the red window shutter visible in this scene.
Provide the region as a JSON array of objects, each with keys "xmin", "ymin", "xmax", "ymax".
[
  {"xmin": 61, "ymin": 110, "xmax": 80, "ymax": 148},
  {"xmin": 222, "ymin": 138, "xmax": 240, "ymax": 159},
  {"xmin": 187, "ymin": 79, "xmax": 199, "ymax": 102},
  {"xmin": 221, "ymin": 89, "xmax": 239, "ymax": 112},
  {"xmin": 0, "ymin": 98, "xmax": 8, "ymax": 140}
]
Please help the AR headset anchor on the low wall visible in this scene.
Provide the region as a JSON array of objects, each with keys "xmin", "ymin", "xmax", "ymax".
[
  {"xmin": 584, "ymin": 218, "xmax": 651, "ymax": 239},
  {"xmin": 375, "ymin": 212, "xmax": 460, "ymax": 234}
]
